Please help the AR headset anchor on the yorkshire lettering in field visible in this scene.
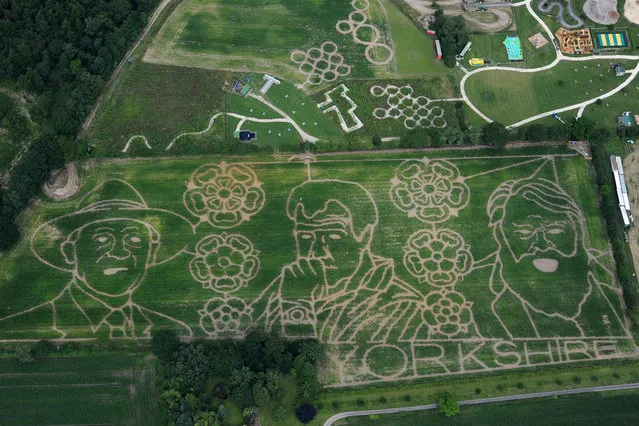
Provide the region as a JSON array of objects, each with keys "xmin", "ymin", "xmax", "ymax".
[{"xmin": 0, "ymin": 155, "xmax": 634, "ymax": 385}]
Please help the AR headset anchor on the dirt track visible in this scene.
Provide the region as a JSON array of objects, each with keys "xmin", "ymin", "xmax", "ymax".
[
  {"xmin": 622, "ymin": 150, "xmax": 639, "ymax": 275},
  {"xmin": 404, "ymin": 0, "xmax": 512, "ymax": 32}
]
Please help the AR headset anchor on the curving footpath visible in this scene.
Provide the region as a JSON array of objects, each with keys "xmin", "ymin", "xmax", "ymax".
[
  {"xmin": 537, "ymin": 0, "xmax": 583, "ymax": 29},
  {"xmin": 324, "ymin": 382, "xmax": 639, "ymax": 425},
  {"xmin": 459, "ymin": 0, "xmax": 639, "ymax": 128}
]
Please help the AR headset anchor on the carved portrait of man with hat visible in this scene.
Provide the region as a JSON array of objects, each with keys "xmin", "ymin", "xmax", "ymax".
[{"xmin": 0, "ymin": 180, "xmax": 194, "ymax": 339}]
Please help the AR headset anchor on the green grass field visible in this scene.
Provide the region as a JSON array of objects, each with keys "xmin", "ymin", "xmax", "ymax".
[
  {"xmin": 335, "ymin": 390, "xmax": 639, "ymax": 425},
  {"xmin": 512, "ymin": 5, "xmax": 556, "ymax": 69},
  {"xmin": 0, "ymin": 354, "xmax": 157, "ymax": 425},
  {"xmin": 0, "ymin": 149, "xmax": 632, "ymax": 386},
  {"xmin": 465, "ymin": 60, "xmax": 639, "ymax": 125},
  {"xmin": 144, "ymin": 0, "xmax": 384, "ymax": 81},
  {"xmin": 381, "ymin": 0, "xmax": 449, "ymax": 77}
]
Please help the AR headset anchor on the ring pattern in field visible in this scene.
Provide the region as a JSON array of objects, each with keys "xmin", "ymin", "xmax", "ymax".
[
  {"xmin": 290, "ymin": 42, "xmax": 352, "ymax": 87},
  {"xmin": 370, "ymin": 85, "xmax": 447, "ymax": 129},
  {"xmin": 336, "ymin": 0, "xmax": 394, "ymax": 65}
]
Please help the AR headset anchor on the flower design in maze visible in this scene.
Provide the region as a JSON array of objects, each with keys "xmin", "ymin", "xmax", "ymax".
[
  {"xmin": 290, "ymin": 42, "xmax": 352, "ymax": 87},
  {"xmin": 199, "ymin": 296, "xmax": 253, "ymax": 339},
  {"xmin": 370, "ymin": 85, "xmax": 447, "ymax": 130},
  {"xmin": 190, "ymin": 233, "xmax": 260, "ymax": 294},
  {"xmin": 404, "ymin": 229, "xmax": 473, "ymax": 287},
  {"xmin": 184, "ymin": 162, "xmax": 265, "ymax": 228},
  {"xmin": 390, "ymin": 158, "xmax": 470, "ymax": 223},
  {"xmin": 422, "ymin": 291, "xmax": 473, "ymax": 337},
  {"xmin": 336, "ymin": 0, "xmax": 394, "ymax": 65}
]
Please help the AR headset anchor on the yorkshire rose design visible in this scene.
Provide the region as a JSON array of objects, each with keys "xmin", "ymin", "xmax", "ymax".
[
  {"xmin": 422, "ymin": 291, "xmax": 473, "ymax": 337},
  {"xmin": 199, "ymin": 297, "xmax": 254, "ymax": 339},
  {"xmin": 403, "ymin": 229, "xmax": 473, "ymax": 287},
  {"xmin": 184, "ymin": 162, "xmax": 265, "ymax": 228},
  {"xmin": 190, "ymin": 233, "xmax": 260, "ymax": 293},
  {"xmin": 390, "ymin": 159, "xmax": 469, "ymax": 223}
]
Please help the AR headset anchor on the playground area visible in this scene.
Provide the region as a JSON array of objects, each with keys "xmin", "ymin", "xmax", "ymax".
[{"xmin": 504, "ymin": 35, "xmax": 523, "ymax": 61}]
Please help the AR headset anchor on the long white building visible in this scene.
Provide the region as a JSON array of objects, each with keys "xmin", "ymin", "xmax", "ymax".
[{"xmin": 610, "ymin": 155, "xmax": 633, "ymax": 227}]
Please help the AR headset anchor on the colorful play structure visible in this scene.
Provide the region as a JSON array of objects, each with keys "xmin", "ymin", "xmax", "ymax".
[{"xmin": 503, "ymin": 36, "xmax": 523, "ymax": 61}]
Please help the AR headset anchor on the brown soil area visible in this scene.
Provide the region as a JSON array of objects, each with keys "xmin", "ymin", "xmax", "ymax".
[{"xmin": 622, "ymin": 150, "xmax": 639, "ymax": 274}]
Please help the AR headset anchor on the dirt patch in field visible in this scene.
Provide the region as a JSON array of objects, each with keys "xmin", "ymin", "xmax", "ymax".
[
  {"xmin": 625, "ymin": 0, "xmax": 639, "ymax": 24},
  {"xmin": 42, "ymin": 162, "xmax": 79, "ymax": 200},
  {"xmin": 623, "ymin": 150, "xmax": 639, "ymax": 275}
]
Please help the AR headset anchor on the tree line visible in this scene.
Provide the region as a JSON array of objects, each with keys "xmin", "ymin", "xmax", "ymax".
[
  {"xmin": 0, "ymin": 0, "xmax": 160, "ymax": 250},
  {"xmin": 152, "ymin": 331, "xmax": 325, "ymax": 426}
]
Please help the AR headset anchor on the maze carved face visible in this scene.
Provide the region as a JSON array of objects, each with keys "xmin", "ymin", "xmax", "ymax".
[
  {"xmin": 498, "ymin": 194, "xmax": 590, "ymax": 317},
  {"xmin": 501, "ymin": 195, "xmax": 579, "ymax": 267},
  {"xmin": 72, "ymin": 219, "xmax": 153, "ymax": 296},
  {"xmin": 294, "ymin": 220, "xmax": 363, "ymax": 280}
]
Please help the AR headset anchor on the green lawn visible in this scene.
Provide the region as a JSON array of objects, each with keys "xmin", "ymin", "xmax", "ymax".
[
  {"xmin": 466, "ymin": 33, "xmax": 510, "ymax": 66},
  {"xmin": 465, "ymin": 60, "xmax": 639, "ymax": 125},
  {"xmin": 381, "ymin": 0, "xmax": 449, "ymax": 77},
  {"xmin": 335, "ymin": 390, "xmax": 639, "ymax": 425},
  {"xmin": 0, "ymin": 354, "xmax": 158, "ymax": 425},
  {"xmin": 512, "ymin": 5, "xmax": 557, "ymax": 69}
]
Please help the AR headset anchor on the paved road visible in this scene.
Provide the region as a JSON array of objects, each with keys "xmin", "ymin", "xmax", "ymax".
[
  {"xmin": 77, "ymin": 0, "xmax": 175, "ymax": 140},
  {"xmin": 323, "ymin": 382, "xmax": 639, "ymax": 425}
]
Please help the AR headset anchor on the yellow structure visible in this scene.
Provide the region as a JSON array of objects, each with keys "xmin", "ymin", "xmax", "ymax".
[
  {"xmin": 469, "ymin": 58, "xmax": 484, "ymax": 66},
  {"xmin": 555, "ymin": 28, "xmax": 593, "ymax": 55}
]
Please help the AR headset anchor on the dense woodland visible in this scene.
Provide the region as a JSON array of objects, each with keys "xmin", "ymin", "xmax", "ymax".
[
  {"xmin": 152, "ymin": 331, "xmax": 324, "ymax": 426},
  {"xmin": 0, "ymin": 0, "xmax": 160, "ymax": 250}
]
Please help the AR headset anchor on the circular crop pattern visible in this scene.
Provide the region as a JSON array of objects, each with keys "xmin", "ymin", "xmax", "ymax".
[
  {"xmin": 335, "ymin": 0, "xmax": 394, "ymax": 65},
  {"xmin": 369, "ymin": 85, "xmax": 447, "ymax": 129},
  {"xmin": 290, "ymin": 42, "xmax": 352, "ymax": 87},
  {"xmin": 184, "ymin": 162, "xmax": 265, "ymax": 228},
  {"xmin": 390, "ymin": 158, "xmax": 470, "ymax": 223},
  {"xmin": 422, "ymin": 291, "xmax": 473, "ymax": 337},
  {"xmin": 404, "ymin": 229, "xmax": 473, "ymax": 286},
  {"xmin": 190, "ymin": 233, "xmax": 260, "ymax": 294},
  {"xmin": 199, "ymin": 297, "xmax": 253, "ymax": 339}
]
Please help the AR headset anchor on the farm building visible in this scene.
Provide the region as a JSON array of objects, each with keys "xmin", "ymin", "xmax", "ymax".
[
  {"xmin": 555, "ymin": 28, "xmax": 593, "ymax": 55},
  {"xmin": 610, "ymin": 155, "xmax": 633, "ymax": 227},
  {"xmin": 503, "ymin": 36, "xmax": 523, "ymax": 61},
  {"xmin": 435, "ymin": 39, "xmax": 442, "ymax": 60}
]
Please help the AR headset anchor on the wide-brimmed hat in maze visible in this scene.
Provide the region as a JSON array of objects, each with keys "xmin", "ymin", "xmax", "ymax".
[{"xmin": 31, "ymin": 179, "xmax": 195, "ymax": 272}]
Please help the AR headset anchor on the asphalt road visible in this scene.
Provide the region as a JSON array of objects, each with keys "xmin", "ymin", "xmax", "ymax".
[{"xmin": 323, "ymin": 382, "xmax": 639, "ymax": 425}]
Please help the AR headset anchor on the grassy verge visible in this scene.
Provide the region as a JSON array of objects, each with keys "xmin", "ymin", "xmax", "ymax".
[
  {"xmin": 336, "ymin": 389, "xmax": 639, "ymax": 425},
  {"xmin": 311, "ymin": 359, "xmax": 639, "ymax": 424}
]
